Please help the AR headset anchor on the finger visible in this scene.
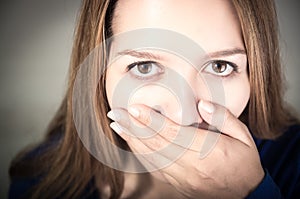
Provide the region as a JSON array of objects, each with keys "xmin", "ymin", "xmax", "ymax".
[
  {"xmin": 110, "ymin": 121, "xmax": 181, "ymax": 172},
  {"xmin": 125, "ymin": 130, "xmax": 192, "ymax": 185},
  {"xmin": 111, "ymin": 114, "xmax": 190, "ymax": 187},
  {"xmin": 107, "ymin": 107, "xmax": 199, "ymax": 154},
  {"xmin": 108, "ymin": 107, "xmax": 181, "ymax": 147},
  {"xmin": 128, "ymin": 104, "xmax": 208, "ymax": 151},
  {"xmin": 108, "ymin": 106, "xmax": 215, "ymax": 161},
  {"xmin": 110, "ymin": 116, "xmax": 203, "ymax": 172},
  {"xmin": 198, "ymin": 100, "xmax": 253, "ymax": 146},
  {"xmin": 107, "ymin": 108, "xmax": 155, "ymax": 138},
  {"xmin": 109, "ymin": 115, "xmax": 181, "ymax": 166},
  {"xmin": 110, "ymin": 120, "xmax": 212, "ymax": 188},
  {"xmin": 128, "ymin": 104, "xmax": 180, "ymax": 136}
]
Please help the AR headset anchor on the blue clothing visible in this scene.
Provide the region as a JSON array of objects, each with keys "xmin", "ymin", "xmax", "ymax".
[
  {"xmin": 9, "ymin": 125, "xmax": 300, "ymax": 198},
  {"xmin": 247, "ymin": 125, "xmax": 300, "ymax": 198}
]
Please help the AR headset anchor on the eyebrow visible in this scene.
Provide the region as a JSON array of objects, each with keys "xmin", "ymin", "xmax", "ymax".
[
  {"xmin": 118, "ymin": 49, "xmax": 164, "ymax": 60},
  {"xmin": 117, "ymin": 48, "xmax": 246, "ymax": 60},
  {"xmin": 206, "ymin": 48, "xmax": 246, "ymax": 58}
]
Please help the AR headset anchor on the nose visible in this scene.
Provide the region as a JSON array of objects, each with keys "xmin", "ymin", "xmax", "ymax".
[{"xmin": 161, "ymin": 68, "xmax": 204, "ymax": 126}]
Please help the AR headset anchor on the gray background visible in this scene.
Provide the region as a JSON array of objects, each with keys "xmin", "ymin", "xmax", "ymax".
[{"xmin": 0, "ymin": 0, "xmax": 299, "ymax": 198}]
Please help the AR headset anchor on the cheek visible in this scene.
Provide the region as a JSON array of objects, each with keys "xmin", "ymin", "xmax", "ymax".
[
  {"xmin": 223, "ymin": 75, "xmax": 250, "ymax": 117},
  {"xmin": 105, "ymin": 69, "xmax": 117, "ymax": 108},
  {"xmin": 105, "ymin": 68, "xmax": 180, "ymax": 113}
]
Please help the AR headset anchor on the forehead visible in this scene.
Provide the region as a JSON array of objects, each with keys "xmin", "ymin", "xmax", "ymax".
[{"xmin": 112, "ymin": 0, "xmax": 244, "ymax": 52}]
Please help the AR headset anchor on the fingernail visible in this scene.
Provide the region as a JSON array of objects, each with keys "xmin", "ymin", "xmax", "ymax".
[
  {"xmin": 128, "ymin": 106, "xmax": 140, "ymax": 118},
  {"xmin": 199, "ymin": 100, "xmax": 214, "ymax": 114},
  {"xmin": 107, "ymin": 110, "xmax": 121, "ymax": 121},
  {"xmin": 110, "ymin": 122, "xmax": 123, "ymax": 135}
]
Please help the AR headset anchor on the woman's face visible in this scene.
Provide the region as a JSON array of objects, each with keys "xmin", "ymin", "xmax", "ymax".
[{"xmin": 105, "ymin": 0, "xmax": 250, "ymax": 126}]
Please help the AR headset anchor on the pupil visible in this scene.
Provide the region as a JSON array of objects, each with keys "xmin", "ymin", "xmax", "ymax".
[
  {"xmin": 138, "ymin": 63, "xmax": 152, "ymax": 74},
  {"xmin": 213, "ymin": 62, "xmax": 226, "ymax": 73}
]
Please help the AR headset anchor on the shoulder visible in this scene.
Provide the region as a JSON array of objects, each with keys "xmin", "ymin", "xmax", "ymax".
[
  {"xmin": 255, "ymin": 124, "xmax": 300, "ymax": 159},
  {"xmin": 254, "ymin": 124, "xmax": 300, "ymax": 198},
  {"xmin": 9, "ymin": 130, "xmax": 100, "ymax": 199},
  {"xmin": 274, "ymin": 124, "xmax": 300, "ymax": 145},
  {"xmin": 9, "ymin": 131, "xmax": 62, "ymax": 199},
  {"xmin": 9, "ymin": 130, "xmax": 62, "ymax": 177},
  {"xmin": 255, "ymin": 124, "xmax": 300, "ymax": 167}
]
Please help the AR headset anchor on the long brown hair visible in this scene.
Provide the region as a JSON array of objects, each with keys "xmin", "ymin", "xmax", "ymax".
[{"xmin": 9, "ymin": 0, "xmax": 298, "ymax": 198}]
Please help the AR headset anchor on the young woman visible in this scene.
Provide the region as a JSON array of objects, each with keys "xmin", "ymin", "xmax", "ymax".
[{"xmin": 9, "ymin": 0, "xmax": 300, "ymax": 198}]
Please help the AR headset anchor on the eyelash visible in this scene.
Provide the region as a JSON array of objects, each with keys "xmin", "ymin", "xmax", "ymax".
[
  {"xmin": 201, "ymin": 60, "xmax": 239, "ymax": 78},
  {"xmin": 126, "ymin": 60, "xmax": 239, "ymax": 80},
  {"xmin": 126, "ymin": 61, "xmax": 164, "ymax": 80}
]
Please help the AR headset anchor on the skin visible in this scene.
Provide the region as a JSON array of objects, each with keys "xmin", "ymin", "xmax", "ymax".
[{"xmin": 105, "ymin": 0, "xmax": 264, "ymax": 198}]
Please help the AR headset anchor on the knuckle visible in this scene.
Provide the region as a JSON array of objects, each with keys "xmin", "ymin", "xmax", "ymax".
[
  {"xmin": 139, "ymin": 110, "xmax": 152, "ymax": 125},
  {"xmin": 240, "ymin": 122, "xmax": 249, "ymax": 132},
  {"xmin": 162, "ymin": 122, "xmax": 179, "ymax": 137},
  {"xmin": 216, "ymin": 141, "xmax": 230, "ymax": 159},
  {"xmin": 157, "ymin": 122, "xmax": 181, "ymax": 145},
  {"xmin": 149, "ymin": 136, "xmax": 165, "ymax": 149}
]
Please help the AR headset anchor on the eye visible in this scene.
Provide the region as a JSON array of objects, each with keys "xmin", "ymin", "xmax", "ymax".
[
  {"xmin": 127, "ymin": 61, "xmax": 164, "ymax": 79},
  {"xmin": 202, "ymin": 60, "xmax": 237, "ymax": 77}
]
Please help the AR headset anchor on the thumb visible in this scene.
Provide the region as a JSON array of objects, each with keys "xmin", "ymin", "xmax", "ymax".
[{"xmin": 198, "ymin": 100, "xmax": 253, "ymax": 147}]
